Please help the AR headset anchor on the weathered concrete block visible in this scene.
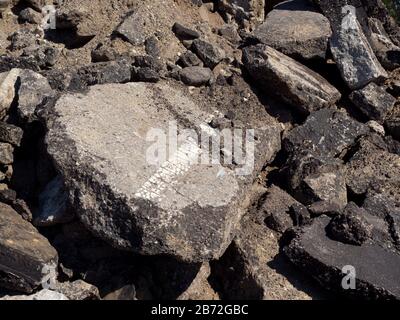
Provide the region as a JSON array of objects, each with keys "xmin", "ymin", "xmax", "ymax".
[{"xmin": 46, "ymin": 82, "xmax": 282, "ymax": 262}]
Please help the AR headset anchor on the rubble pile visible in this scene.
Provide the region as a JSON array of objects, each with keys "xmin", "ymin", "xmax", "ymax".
[{"xmin": 0, "ymin": 0, "xmax": 399, "ymax": 300}]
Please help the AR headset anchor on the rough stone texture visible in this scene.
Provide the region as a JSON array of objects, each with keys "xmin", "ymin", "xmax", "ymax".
[
  {"xmin": 345, "ymin": 138, "xmax": 400, "ymax": 202},
  {"xmin": 34, "ymin": 175, "xmax": 74, "ymax": 227},
  {"xmin": 115, "ymin": 11, "xmax": 147, "ymax": 45},
  {"xmin": 260, "ymin": 185, "xmax": 300, "ymax": 233},
  {"xmin": 285, "ymin": 151, "xmax": 348, "ymax": 208},
  {"xmin": 0, "ymin": 69, "xmax": 20, "ymax": 119},
  {"xmin": 0, "ymin": 203, "xmax": 58, "ymax": 293},
  {"xmin": 172, "ymin": 23, "xmax": 200, "ymax": 40},
  {"xmin": 363, "ymin": 0, "xmax": 400, "ymax": 46},
  {"xmin": 191, "ymin": 39, "xmax": 226, "ymax": 69},
  {"xmin": 218, "ymin": 0, "xmax": 265, "ymax": 25},
  {"xmin": 8, "ymin": 29, "xmax": 39, "ymax": 51},
  {"xmin": 349, "ymin": 82, "xmax": 396, "ymax": 122},
  {"xmin": 385, "ymin": 102, "xmax": 400, "ymax": 140},
  {"xmin": 0, "ymin": 0, "xmax": 9, "ymax": 15},
  {"xmin": 26, "ymin": 0, "xmax": 46, "ymax": 11},
  {"xmin": 133, "ymin": 67, "xmax": 160, "ymax": 83},
  {"xmin": 218, "ymin": 24, "xmax": 241, "ymax": 44},
  {"xmin": 70, "ymin": 59, "xmax": 132, "ymax": 90},
  {"xmin": 327, "ymin": 202, "xmax": 373, "ymax": 245},
  {"xmin": 363, "ymin": 191, "xmax": 400, "ymax": 248},
  {"xmin": 0, "ymin": 289, "xmax": 69, "ymax": 301},
  {"xmin": 45, "ymin": 81, "xmax": 282, "ymax": 262},
  {"xmin": 179, "ymin": 66, "xmax": 213, "ymax": 87},
  {"xmin": 329, "ymin": 5, "xmax": 388, "ymax": 90},
  {"xmin": 368, "ymin": 18, "xmax": 400, "ymax": 71},
  {"xmin": 0, "ymin": 122, "xmax": 23, "ymax": 147},
  {"xmin": 19, "ymin": 8, "xmax": 43, "ymax": 25},
  {"xmin": 253, "ymin": 0, "xmax": 332, "ymax": 60},
  {"xmin": 178, "ymin": 51, "xmax": 203, "ymax": 68},
  {"xmin": 285, "ymin": 216, "xmax": 400, "ymax": 299},
  {"xmin": 283, "ymin": 108, "xmax": 368, "ymax": 158},
  {"xmin": 242, "ymin": 45, "xmax": 341, "ymax": 115},
  {"xmin": 211, "ymin": 215, "xmax": 324, "ymax": 300},
  {"xmin": 367, "ymin": 120, "xmax": 386, "ymax": 136}
]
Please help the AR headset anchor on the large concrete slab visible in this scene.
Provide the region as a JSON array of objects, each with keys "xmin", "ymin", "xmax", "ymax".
[
  {"xmin": 45, "ymin": 81, "xmax": 282, "ymax": 262},
  {"xmin": 285, "ymin": 216, "xmax": 400, "ymax": 299}
]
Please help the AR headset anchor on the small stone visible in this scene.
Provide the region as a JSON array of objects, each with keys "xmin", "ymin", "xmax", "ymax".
[
  {"xmin": 115, "ymin": 11, "xmax": 147, "ymax": 45},
  {"xmin": 34, "ymin": 175, "xmax": 74, "ymax": 227},
  {"xmin": 22, "ymin": 45, "xmax": 60, "ymax": 69},
  {"xmin": 70, "ymin": 59, "xmax": 132, "ymax": 89},
  {"xmin": 330, "ymin": 5, "xmax": 388, "ymax": 89},
  {"xmin": 178, "ymin": 51, "xmax": 202, "ymax": 67},
  {"xmin": 0, "ymin": 203, "xmax": 58, "ymax": 293},
  {"xmin": 385, "ymin": 104, "xmax": 400, "ymax": 140},
  {"xmin": 26, "ymin": 0, "xmax": 45, "ymax": 11},
  {"xmin": 253, "ymin": 0, "xmax": 332, "ymax": 60},
  {"xmin": 284, "ymin": 108, "xmax": 368, "ymax": 158},
  {"xmin": 363, "ymin": 191, "xmax": 400, "ymax": 247},
  {"xmin": 285, "ymin": 215, "xmax": 400, "ymax": 299},
  {"xmin": 134, "ymin": 55, "xmax": 163, "ymax": 72},
  {"xmin": 261, "ymin": 185, "xmax": 300, "ymax": 233},
  {"xmin": 91, "ymin": 43, "xmax": 117, "ymax": 62},
  {"xmin": 0, "ymin": 69, "xmax": 20, "ymax": 119},
  {"xmin": 102, "ymin": 284, "xmax": 137, "ymax": 300},
  {"xmin": 218, "ymin": 24, "xmax": 241, "ymax": 44},
  {"xmin": 145, "ymin": 36, "xmax": 161, "ymax": 58},
  {"xmin": 0, "ymin": 142, "xmax": 13, "ymax": 164},
  {"xmin": 133, "ymin": 67, "xmax": 160, "ymax": 83},
  {"xmin": 15, "ymin": 69, "xmax": 54, "ymax": 124},
  {"xmin": 290, "ymin": 203, "xmax": 311, "ymax": 227},
  {"xmin": 345, "ymin": 137, "xmax": 400, "ymax": 201},
  {"xmin": 308, "ymin": 200, "xmax": 342, "ymax": 217},
  {"xmin": 0, "ymin": 122, "xmax": 23, "ymax": 146},
  {"xmin": 349, "ymin": 82, "xmax": 396, "ymax": 122},
  {"xmin": 191, "ymin": 39, "xmax": 226, "ymax": 69},
  {"xmin": 242, "ymin": 45, "xmax": 341, "ymax": 115},
  {"xmin": 8, "ymin": 29, "xmax": 40, "ymax": 51},
  {"xmin": 179, "ymin": 66, "xmax": 213, "ymax": 87},
  {"xmin": 285, "ymin": 151, "xmax": 348, "ymax": 208},
  {"xmin": 1, "ymin": 289, "xmax": 68, "ymax": 301},
  {"xmin": 366, "ymin": 120, "xmax": 385, "ymax": 136},
  {"xmin": 0, "ymin": 0, "xmax": 9, "ymax": 15},
  {"xmin": 177, "ymin": 264, "xmax": 218, "ymax": 300},
  {"xmin": 53, "ymin": 280, "xmax": 100, "ymax": 300},
  {"xmin": 211, "ymin": 215, "xmax": 315, "ymax": 300},
  {"xmin": 218, "ymin": 0, "xmax": 265, "ymax": 25},
  {"xmin": 45, "ymin": 82, "xmax": 281, "ymax": 262},
  {"xmin": 327, "ymin": 202, "xmax": 373, "ymax": 246},
  {"xmin": 19, "ymin": 7, "xmax": 42, "ymax": 25},
  {"xmin": 172, "ymin": 22, "xmax": 200, "ymax": 40},
  {"xmin": 0, "ymin": 188, "xmax": 16, "ymax": 203}
]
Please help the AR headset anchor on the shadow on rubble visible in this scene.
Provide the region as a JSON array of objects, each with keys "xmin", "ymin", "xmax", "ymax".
[{"xmin": 44, "ymin": 29, "xmax": 95, "ymax": 50}]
